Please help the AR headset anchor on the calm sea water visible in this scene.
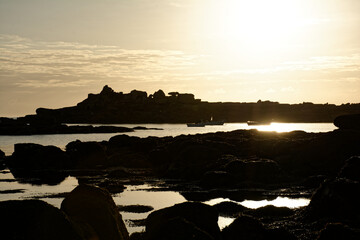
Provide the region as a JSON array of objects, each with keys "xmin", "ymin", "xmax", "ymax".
[
  {"xmin": 0, "ymin": 122, "xmax": 336, "ymax": 155},
  {"xmin": 0, "ymin": 123, "xmax": 332, "ymax": 233}
]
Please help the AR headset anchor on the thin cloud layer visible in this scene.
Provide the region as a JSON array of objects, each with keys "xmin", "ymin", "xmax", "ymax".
[{"xmin": 0, "ymin": 35, "xmax": 200, "ymax": 88}]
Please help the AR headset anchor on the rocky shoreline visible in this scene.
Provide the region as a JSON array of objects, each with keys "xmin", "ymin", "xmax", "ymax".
[{"xmin": 1, "ymin": 123, "xmax": 360, "ymax": 239}]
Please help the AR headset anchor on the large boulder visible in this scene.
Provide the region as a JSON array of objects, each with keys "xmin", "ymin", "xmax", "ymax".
[
  {"xmin": 7, "ymin": 143, "xmax": 70, "ymax": 184},
  {"xmin": 334, "ymin": 114, "xmax": 360, "ymax": 130},
  {"xmin": 61, "ymin": 184, "xmax": 129, "ymax": 240},
  {"xmin": 146, "ymin": 202, "xmax": 221, "ymax": 240},
  {"xmin": 10, "ymin": 143, "xmax": 70, "ymax": 170},
  {"xmin": 0, "ymin": 200, "xmax": 82, "ymax": 240},
  {"xmin": 305, "ymin": 178, "xmax": 360, "ymax": 222},
  {"xmin": 339, "ymin": 156, "xmax": 360, "ymax": 181}
]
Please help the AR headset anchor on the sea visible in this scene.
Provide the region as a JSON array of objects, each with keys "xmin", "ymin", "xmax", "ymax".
[{"xmin": 0, "ymin": 122, "xmax": 336, "ymax": 233}]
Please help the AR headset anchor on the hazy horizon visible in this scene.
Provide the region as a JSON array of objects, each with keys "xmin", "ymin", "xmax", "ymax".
[{"xmin": 1, "ymin": 0, "xmax": 360, "ymax": 116}]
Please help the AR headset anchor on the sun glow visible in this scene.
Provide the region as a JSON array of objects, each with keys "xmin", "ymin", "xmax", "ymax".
[{"xmin": 198, "ymin": 0, "xmax": 310, "ymax": 57}]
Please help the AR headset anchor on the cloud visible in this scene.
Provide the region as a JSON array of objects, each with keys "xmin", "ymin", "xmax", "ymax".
[{"xmin": 0, "ymin": 34, "xmax": 200, "ymax": 88}]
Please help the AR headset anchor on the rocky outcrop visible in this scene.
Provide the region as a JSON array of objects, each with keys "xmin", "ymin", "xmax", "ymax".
[
  {"xmin": 7, "ymin": 143, "xmax": 70, "ymax": 184},
  {"xmin": 14, "ymin": 86, "xmax": 360, "ymax": 124},
  {"xmin": 316, "ymin": 223, "xmax": 360, "ymax": 240},
  {"xmin": 221, "ymin": 215, "xmax": 296, "ymax": 240},
  {"xmin": 304, "ymin": 178, "xmax": 360, "ymax": 222},
  {"xmin": 146, "ymin": 202, "xmax": 221, "ymax": 240},
  {"xmin": 334, "ymin": 113, "xmax": 360, "ymax": 130},
  {"xmin": 0, "ymin": 117, "xmax": 134, "ymax": 135},
  {"xmin": 61, "ymin": 184, "xmax": 129, "ymax": 240},
  {"xmin": 10, "ymin": 143, "xmax": 70, "ymax": 170},
  {"xmin": 213, "ymin": 201, "xmax": 249, "ymax": 217},
  {"xmin": 338, "ymin": 156, "xmax": 360, "ymax": 181},
  {"xmin": 0, "ymin": 200, "xmax": 83, "ymax": 240}
]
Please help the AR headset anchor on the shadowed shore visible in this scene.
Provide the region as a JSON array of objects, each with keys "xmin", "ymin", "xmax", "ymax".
[{"xmin": 1, "ymin": 120, "xmax": 360, "ymax": 239}]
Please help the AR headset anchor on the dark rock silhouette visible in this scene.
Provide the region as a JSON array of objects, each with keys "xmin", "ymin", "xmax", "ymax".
[
  {"xmin": 316, "ymin": 223, "xmax": 360, "ymax": 240},
  {"xmin": 334, "ymin": 113, "xmax": 360, "ymax": 130},
  {"xmin": 213, "ymin": 201, "xmax": 249, "ymax": 217},
  {"xmin": 9, "ymin": 85, "xmax": 359, "ymax": 124},
  {"xmin": 0, "ymin": 148, "xmax": 5, "ymax": 170},
  {"xmin": 117, "ymin": 205, "xmax": 154, "ymax": 213},
  {"xmin": 10, "ymin": 143, "xmax": 70, "ymax": 170},
  {"xmin": 0, "ymin": 148, "xmax": 4, "ymax": 159},
  {"xmin": 7, "ymin": 143, "xmax": 70, "ymax": 184},
  {"xmin": 221, "ymin": 215, "xmax": 297, "ymax": 240},
  {"xmin": 61, "ymin": 184, "xmax": 129, "ymax": 240},
  {"xmin": 338, "ymin": 156, "xmax": 360, "ymax": 181},
  {"xmin": 245, "ymin": 205, "xmax": 294, "ymax": 218},
  {"xmin": 221, "ymin": 215, "xmax": 267, "ymax": 240},
  {"xmin": 0, "ymin": 116, "xmax": 135, "ymax": 135},
  {"xmin": 0, "ymin": 200, "xmax": 83, "ymax": 240},
  {"xmin": 304, "ymin": 178, "xmax": 360, "ymax": 222},
  {"xmin": 146, "ymin": 202, "xmax": 221, "ymax": 240}
]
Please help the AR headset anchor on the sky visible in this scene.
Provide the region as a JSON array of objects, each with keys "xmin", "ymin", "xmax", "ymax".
[{"xmin": 0, "ymin": 0, "xmax": 359, "ymax": 116}]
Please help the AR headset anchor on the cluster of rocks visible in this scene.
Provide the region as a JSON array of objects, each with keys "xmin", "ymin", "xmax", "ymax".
[
  {"xmin": 4, "ymin": 127, "xmax": 360, "ymax": 187},
  {"xmin": 2, "ymin": 159, "xmax": 360, "ymax": 240},
  {"xmin": 1, "ymin": 116, "xmax": 360, "ymax": 239}
]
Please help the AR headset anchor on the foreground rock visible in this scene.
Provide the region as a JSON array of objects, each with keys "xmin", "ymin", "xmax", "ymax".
[
  {"xmin": 338, "ymin": 156, "xmax": 360, "ymax": 181},
  {"xmin": 304, "ymin": 178, "xmax": 360, "ymax": 223},
  {"xmin": 0, "ymin": 200, "xmax": 82, "ymax": 240},
  {"xmin": 317, "ymin": 223, "xmax": 360, "ymax": 240},
  {"xmin": 61, "ymin": 184, "xmax": 129, "ymax": 240},
  {"xmin": 146, "ymin": 202, "xmax": 221, "ymax": 240},
  {"xmin": 222, "ymin": 215, "xmax": 296, "ymax": 240}
]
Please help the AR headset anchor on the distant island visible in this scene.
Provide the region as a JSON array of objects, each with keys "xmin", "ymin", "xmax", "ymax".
[{"xmin": 6, "ymin": 85, "xmax": 360, "ymax": 124}]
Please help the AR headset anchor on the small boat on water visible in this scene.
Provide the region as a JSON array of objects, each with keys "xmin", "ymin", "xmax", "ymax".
[
  {"xmin": 247, "ymin": 120, "xmax": 271, "ymax": 125},
  {"xmin": 203, "ymin": 120, "xmax": 225, "ymax": 126},
  {"xmin": 187, "ymin": 117, "xmax": 225, "ymax": 127},
  {"xmin": 187, "ymin": 123, "xmax": 206, "ymax": 127}
]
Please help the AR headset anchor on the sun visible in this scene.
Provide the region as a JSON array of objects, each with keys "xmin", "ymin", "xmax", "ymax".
[{"xmin": 198, "ymin": 0, "xmax": 306, "ymax": 56}]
